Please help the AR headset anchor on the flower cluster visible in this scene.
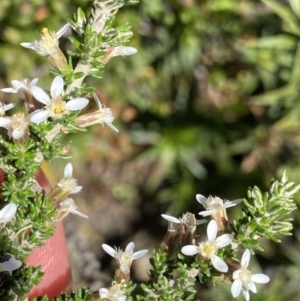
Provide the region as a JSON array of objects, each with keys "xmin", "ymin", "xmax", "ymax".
[
  {"xmin": 0, "ymin": 4, "xmax": 287, "ymax": 300},
  {"xmin": 161, "ymin": 193, "xmax": 270, "ymax": 301},
  {"xmin": 0, "ymin": 75, "xmax": 89, "ymax": 142},
  {"xmin": 48, "ymin": 162, "xmax": 88, "ymax": 222},
  {"xmin": 0, "ymin": 18, "xmax": 140, "ymax": 299}
]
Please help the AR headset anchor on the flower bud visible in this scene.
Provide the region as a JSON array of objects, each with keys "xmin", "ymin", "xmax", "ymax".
[
  {"xmin": 47, "ymin": 163, "xmax": 82, "ymax": 208},
  {"xmin": 77, "ymin": 94, "xmax": 118, "ymax": 132}
]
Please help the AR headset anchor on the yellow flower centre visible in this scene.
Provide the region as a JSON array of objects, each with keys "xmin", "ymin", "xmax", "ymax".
[
  {"xmin": 199, "ymin": 241, "xmax": 218, "ymax": 259},
  {"xmin": 204, "ymin": 245, "xmax": 212, "ymax": 254},
  {"xmin": 54, "ymin": 107, "xmax": 64, "ymax": 114},
  {"xmin": 239, "ymin": 268, "xmax": 252, "ymax": 284},
  {"xmin": 42, "ymin": 28, "xmax": 53, "ymax": 42},
  {"xmin": 48, "ymin": 97, "xmax": 67, "ymax": 118}
]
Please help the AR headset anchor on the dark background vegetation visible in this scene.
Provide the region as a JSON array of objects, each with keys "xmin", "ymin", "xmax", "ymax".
[{"xmin": 1, "ymin": 0, "xmax": 300, "ymax": 300}]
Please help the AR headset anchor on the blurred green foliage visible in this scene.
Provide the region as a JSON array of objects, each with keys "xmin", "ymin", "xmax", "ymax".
[
  {"xmin": 98, "ymin": 0, "xmax": 300, "ymax": 213},
  {"xmin": 2, "ymin": 0, "xmax": 300, "ymax": 299}
]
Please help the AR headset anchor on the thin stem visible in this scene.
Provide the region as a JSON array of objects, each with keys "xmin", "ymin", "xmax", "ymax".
[{"xmin": 14, "ymin": 224, "xmax": 32, "ymax": 239}]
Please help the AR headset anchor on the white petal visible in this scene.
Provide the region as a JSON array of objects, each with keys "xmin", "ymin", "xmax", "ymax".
[
  {"xmin": 30, "ymin": 110, "xmax": 49, "ymax": 124},
  {"xmin": 132, "ymin": 249, "xmax": 148, "ymax": 260},
  {"xmin": 66, "ymin": 98, "xmax": 89, "ymax": 110},
  {"xmin": 0, "ymin": 203, "xmax": 17, "ymax": 222},
  {"xmin": 242, "ymin": 290, "xmax": 250, "ymax": 301},
  {"xmin": 1, "ymin": 88, "xmax": 17, "ymax": 93},
  {"xmin": 232, "ymin": 269, "xmax": 241, "ymax": 280},
  {"xmin": 64, "ymin": 163, "xmax": 73, "ymax": 177},
  {"xmin": 216, "ymin": 234, "xmax": 233, "ymax": 248},
  {"xmin": 125, "ymin": 242, "xmax": 135, "ymax": 253},
  {"xmin": 20, "ymin": 42, "xmax": 34, "ymax": 49},
  {"xmin": 198, "ymin": 210, "xmax": 213, "ymax": 217},
  {"xmin": 0, "ymin": 117, "xmax": 11, "ymax": 128},
  {"xmin": 249, "ymin": 281, "xmax": 257, "ymax": 293},
  {"xmin": 29, "ymin": 78, "xmax": 39, "ymax": 87},
  {"xmin": 161, "ymin": 214, "xmax": 180, "ymax": 224},
  {"xmin": 225, "ymin": 198, "xmax": 243, "ymax": 208},
  {"xmin": 99, "ymin": 288, "xmax": 109, "ymax": 299},
  {"xmin": 1, "ymin": 259, "xmax": 22, "ymax": 272},
  {"xmin": 241, "ymin": 249, "xmax": 251, "ymax": 269},
  {"xmin": 31, "ymin": 86, "xmax": 50, "ymax": 105},
  {"xmin": 4, "ymin": 103, "xmax": 15, "ymax": 110},
  {"xmin": 231, "ymin": 279, "xmax": 242, "ymax": 298},
  {"xmin": 196, "ymin": 194, "xmax": 207, "ymax": 207},
  {"xmin": 71, "ymin": 209, "xmax": 88, "ymax": 218},
  {"xmin": 104, "ymin": 121, "xmax": 119, "ymax": 132},
  {"xmin": 102, "ymin": 244, "xmax": 117, "ymax": 258},
  {"xmin": 120, "ymin": 264, "xmax": 130, "ymax": 274},
  {"xmin": 181, "ymin": 245, "xmax": 198, "ymax": 256},
  {"xmin": 211, "ymin": 255, "xmax": 228, "ymax": 272},
  {"xmin": 71, "ymin": 186, "xmax": 82, "ymax": 194},
  {"xmin": 196, "ymin": 219, "xmax": 207, "ymax": 225},
  {"xmin": 251, "ymin": 273, "xmax": 270, "ymax": 283},
  {"xmin": 12, "ymin": 128, "xmax": 25, "ymax": 140},
  {"xmin": 112, "ymin": 46, "xmax": 137, "ymax": 57},
  {"xmin": 11, "ymin": 80, "xmax": 23, "ymax": 90},
  {"xmin": 51, "ymin": 76, "xmax": 64, "ymax": 98},
  {"xmin": 56, "ymin": 24, "xmax": 70, "ymax": 38},
  {"xmin": 93, "ymin": 93, "xmax": 102, "ymax": 109},
  {"xmin": 207, "ymin": 219, "xmax": 217, "ymax": 241}
]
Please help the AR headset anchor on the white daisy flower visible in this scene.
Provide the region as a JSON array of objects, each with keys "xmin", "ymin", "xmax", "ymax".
[
  {"xmin": 0, "ymin": 203, "xmax": 17, "ymax": 224},
  {"xmin": 197, "ymin": 194, "xmax": 242, "ymax": 218},
  {"xmin": 0, "ymin": 112, "xmax": 30, "ymax": 140},
  {"xmin": 77, "ymin": 93, "xmax": 118, "ymax": 132},
  {"xmin": 20, "ymin": 24, "xmax": 69, "ymax": 56},
  {"xmin": 57, "ymin": 162, "xmax": 82, "ymax": 195},
  {"xmin": 197, "ymin": 194, "xmax": 242, "ymax": 231},
  {"xmin": 231, "ymin": 249, "xmax": 270, "ymax": 301},
  {"xmin": 161, "ymin": 213, "xmax": 206, "ymax": 251},
  {"xmin": 181, "ymin": 219, "xmax": 233, "ymax": 272},
  {"xmin": 30, "ymin": 76, "xmax": 89, "ymax": 124},
  {"xmin": 59, "ymin": 198, "xmax": 88, "ymax": 218},
  {"xmin": 0, "ymin": 102, "xmax": 15, "ymax": 116},
  {"xmin": 102, "ymin": 242, "xmax": 148, "ymax": 274},
  {"xmin": 48, "ymin": 163, "xmax": 82, "ymax": 205},
  {"xmin": 1, "ymin": 78, "xmax": 40, "ymax": 113},
  {"xmin": 161, "ymin": 213, "xmax": 206, "ymax": 233},
  {"xmin": 93, "ymin": 94, "xmax": 118, "ymax": 132},
  {"xmin": 1, "ymin": 78, "xmax": 39, "ymax": 99}
]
